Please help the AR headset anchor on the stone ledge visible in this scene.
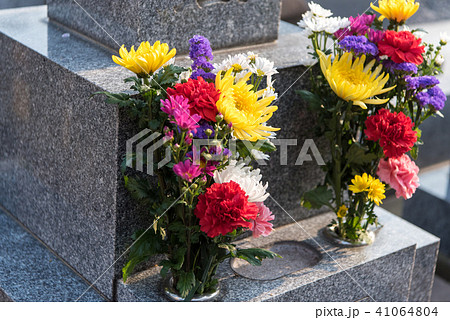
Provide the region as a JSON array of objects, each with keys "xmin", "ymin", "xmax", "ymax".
[
  {"xmin": 0, "ymin": 208, "xmax": 105, "ymax": 302},
  {"xmin": 117, "ymin": 208, "xmax": 439, "ymax": 302}
]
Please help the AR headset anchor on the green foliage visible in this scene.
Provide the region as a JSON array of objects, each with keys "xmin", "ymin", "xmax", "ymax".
[
  {"xmin": 301, "ymin": 185, "xmax": 333, "ymax": 209},
  {"xmin": 296, "ymin": 90, "xmax": 323, "ymax": 111},
  {"xmin": 346, "ymin": 143, "xmax": 378, "ymax": 166},
  {"xmin": 122, "ymin": 229, "xmax": 166, "ymax": 282},
  {"xmin": 231, "ymin": 248, "xmax": 281, "ymax": 266},
  {"xmin": 176, "ymin": 271, "xmax": 196, "ymax": 298},
  {"xmin": 235, "ymin": 139, "xmax": 277, "ymax": 160}
]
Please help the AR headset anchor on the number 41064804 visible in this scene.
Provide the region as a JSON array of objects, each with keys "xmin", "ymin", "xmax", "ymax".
[{"xmin": 376, "ymin": 307, "xmax": 438, "ymax": 317}]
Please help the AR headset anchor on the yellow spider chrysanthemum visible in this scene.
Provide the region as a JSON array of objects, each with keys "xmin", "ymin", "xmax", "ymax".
[
  {"xmin": 368, "ymin": 179, "xmax": 386, "ymax": 206},
  {"xmin": 370, "ymin": 0, "xmax": 420, "ymax": 23},
  {"xmin": 337, "ymin": 205, "xmax": 348, "ymax": 218},
  {"xmin": 215, "ymin": 69, "xmax": 279, "ymax": 142},
  {"xmin": 317, "ymin": 50, "xmax": 395, "ymax": 109},
  {"xmin": 349, "ymin": 173, "xmax": 374, "ymax": 194},
  {"xmin": 112, "ymin": 41, "xmax": 176, "ymax": 77}
]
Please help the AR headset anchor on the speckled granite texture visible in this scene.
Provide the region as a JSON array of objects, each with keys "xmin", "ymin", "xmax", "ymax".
[
  {"xmin": 0, "ymin": 5, "xmax": 321, "ymax": 299},
  {"xmin": 0, "ymin": 209, "xmax": 105, "ymax": 302},
  {"xmin": 47, "ymin": 0, "xmax": 281, "ymax": 54},
  {"xmin": 117, "ymin": 208, "xmax": 439, "ymax": 302}
]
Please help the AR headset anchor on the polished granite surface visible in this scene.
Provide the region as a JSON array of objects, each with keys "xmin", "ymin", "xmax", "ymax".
[
  {"xmin": 117, "ymin": 208, "xmax": 439, "ymax": 301},
  {"xmin": 0, "ymin": 5, "xmax": 314, "ymax": 92}
]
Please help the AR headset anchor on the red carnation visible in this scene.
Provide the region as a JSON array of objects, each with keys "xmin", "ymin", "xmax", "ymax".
[
  {"xmin": 378, "ymin": 30, "xmax": 425, "ymax": 65},
  {"xmin": 194, "ymin": 181, "xmax": 258, "ymax": 238},
  {"xmin": 365, "ymin": 109, "xmax": 417, "ymax": 159},
  {"xmin": 167, "ymin": 77, "xmax": 220, "ymax": 122}
]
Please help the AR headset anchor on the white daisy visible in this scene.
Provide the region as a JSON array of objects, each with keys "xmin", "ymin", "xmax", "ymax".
[
  {"xmin": 249, "ymin": 56, "xmax": 278, "ymax": 78},
  {"xmin": 214, "ymin": 160, "xmax": 269, "ymax": 203}
]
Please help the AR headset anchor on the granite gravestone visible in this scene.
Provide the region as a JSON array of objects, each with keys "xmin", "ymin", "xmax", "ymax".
[{"xmin": 47, "ymin": 0, "xmax": 281, "ymax": 53}]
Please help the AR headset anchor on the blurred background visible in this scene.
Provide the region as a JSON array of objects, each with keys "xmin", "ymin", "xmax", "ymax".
[{"xmin": 2, "ymin": 0, "xmax": 449, "ymax": 301}]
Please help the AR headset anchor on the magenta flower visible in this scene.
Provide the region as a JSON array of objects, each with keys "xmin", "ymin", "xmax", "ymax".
[
  {"xmin": 163, "ymin": 130, "xmax": 174, "ymax": 143},
  {"xmin": 251, "ymin": 202, "xmax": 274, "ymax": 238},
  {"xmin": 173, "ymin": 159, "xmax": 202, "ymax": 182},
  {"xmin": 171, "ymin": 108, "xmax": 201, "ymax": 133},
  {"xmin": 334, "ymin": 14, "xmax": 376, "ymax": 39},
  {"xmin": 161, "ymin": 95, "xmax": 190, "ymax": 116},
  {"xmin": 368, "ymin": 29, "xmax": 385, "ymax": 43}
]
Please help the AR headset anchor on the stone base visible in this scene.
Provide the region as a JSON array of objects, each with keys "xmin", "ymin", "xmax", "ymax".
[
  {"xmin": 117, "ymin": 208, "xmax": 439, "ymax": 302},
  {"xmin": 0, "ymin": 208, "xmax": 105, "ymax": 302}
]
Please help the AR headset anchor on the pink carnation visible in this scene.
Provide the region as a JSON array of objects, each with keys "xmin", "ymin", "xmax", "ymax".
[
  {"xmin": 251, "ymin": 202, "xmax": 274, "ymax": 238},
  {"xmin": 377, "ymin": 154, "xmax": 420, "ymax": 200}
]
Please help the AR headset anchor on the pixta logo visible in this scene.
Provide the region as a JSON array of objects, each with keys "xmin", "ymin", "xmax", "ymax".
[{"xmin": 126, "ymin": 129, "xmax": 171, "ymax": 175}]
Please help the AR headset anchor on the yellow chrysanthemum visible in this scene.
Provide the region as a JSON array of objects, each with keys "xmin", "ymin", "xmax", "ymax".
[
  {"xmin": 337, "ymin": 205, "xmax": 348, "ymax": 218},
  {"xmin": 112, "ymin": 41, "xmax": 176, "ymax": 77},
  {"xmin": 368, "ymin": 179, "xmax": 386, "ymax": 206},
  {"xmin": 349, "ymin": 173, "xmax": 386, "ymax": 206},
  {"xmin": 215, "ymin": 69, "xmax": 280, "ymax": 142},
  {"xmin": 317, "ymin": 50, "xmax": 395, "ymax": 109},
  {"xmin": 370, "ymin": 0, "xmax": 420, "ymax": 23},
  {"xmin": 349, "ymin": 173, "xmax": 374, "ymax": 194}
]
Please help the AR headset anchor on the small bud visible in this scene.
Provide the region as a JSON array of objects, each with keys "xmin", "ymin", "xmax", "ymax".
[
  {"xmin": 141, "ymin": 84, "xmax": 151, "ymax": 92},
  {"xmin": 181, "ymin": 187, "xmax": 188, "ymax": 194},
  {"xmin": 173, "ymin": 143, "xmax": 180, "ymax": 150},
  {"xmin": 191, "ymin": 183, "xmax": 198, "ymax": 190},
  {"xmin": 202, "ymin": 153, "xmax": 212, "ymax": 161},
  {"xmin": 215, "ymin": 113, "xmax": 224, "ymax": 122},
  {"xmin": 205, "ymin": 129, "xmax": 213, "ymax": 137}
]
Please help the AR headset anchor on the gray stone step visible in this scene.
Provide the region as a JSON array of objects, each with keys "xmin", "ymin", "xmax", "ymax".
[
  {"xmin": 0, "ymin": 208, "xmax": 105, "ymax": 302},
  {"xmin": 117, "ymin": 208, "xmax": 439, "ymax": 302}
]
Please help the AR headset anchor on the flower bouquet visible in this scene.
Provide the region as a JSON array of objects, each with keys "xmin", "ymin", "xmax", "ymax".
[
  {"xmin": 99, "ymin": 36, "xmax": 281, "ymax": 300},
  {"xmin": 297, "ymin": 1, "xmax": 447, "ymax": 245}
]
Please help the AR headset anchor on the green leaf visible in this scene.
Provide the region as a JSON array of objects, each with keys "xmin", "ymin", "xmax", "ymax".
[
  {"xmin": 235, "ymin": 139, "xmax": 276, "ymax": 160},
  {"xmin": 153, "ymin": 65, "xmax": 187, "ymax": 87},
  {"xmin": 235, "ymin": 248, "xmax": 281, "ymax": 266},
  {"xmin": 124, "ymin": 176, "xmax": 156, "ymax": 204},
  {"xmin": 176, "ymin": 271, "xmax": 196, "ymax": 299},
  {"xmin": 295, "ymin": 90, "xmax": 323, "ymax": 111},
  {"xmin": 410, "ymin": 145, "xmax": 419, "ymax": 160},
  {"xmin": 218, "ymin": 243, "xmax": 237, "ymax": 256},
  {"xmin": 301, "ymin": 185, "xmax": 333, "ymax": 209},
  {"xmin": 346, "ymin": 143, "xmax": 378, "ymax": 165},
  {"xmin": 122, "ymin": 229, "xmax": 166, "ymax": 282}
]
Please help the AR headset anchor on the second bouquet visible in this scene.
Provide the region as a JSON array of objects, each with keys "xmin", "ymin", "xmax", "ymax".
[{"xmin": 101, "ymin": 36, "xmax": 281, "ymax": 301}]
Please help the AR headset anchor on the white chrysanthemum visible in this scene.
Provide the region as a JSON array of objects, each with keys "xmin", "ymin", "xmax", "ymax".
[
  {"xmin": 298, "ymin": 11, "xmax": 349, "ymax": 34},
  {"xmin": 213, "ymin": 53, "xmax": 250, "ymax": 74},
  {"xmin": 308, "ymin": 1, "xmax": 333, "ymax": 17},
  {"xmin": 249, "ymin": 57, "xmax": 278, "ymax": 78},
  {"xmin": 436, "ymin": 54, "xmax": 445, "ymax": 66},
  {"xmin": 214, "ymin": 160, "xmax": 269, "ymax": 203}
]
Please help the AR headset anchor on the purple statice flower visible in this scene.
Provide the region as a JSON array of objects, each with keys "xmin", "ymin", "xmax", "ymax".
[
  {"xmin": 416, "ymin": 86, "xmax": 447, "ymax": 111},
  {"xmin": 173, "ymin": 159, "xmax": 202, "ymax": 182},
  {"xmin": 405, "ymin": 76, "xmax": 440, "ymax": 90},
  {"xmin": 191, "ymin": 68, "xmax": 216, "ymax": 81},
  {"xmin": 368, "ymin": 29, "xmax": 385, "ymax": 43},
  {"xmin": 193, "ymin": 121, "xmax": 215, "ymax": 139},
  {"xmin": 189, "ymin": 35, "xmax": 215, "ymax": 80},
  {"xmin": 334, "ymin": 14, "xmax": 376, "ymax": 39},
  {"xmin": 339, "ymin": 36, "xmax": 378, "ymax": 56},
  {"xmin": 383, "ymin": 61, "xmax": 418, "ymax": 74}
]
